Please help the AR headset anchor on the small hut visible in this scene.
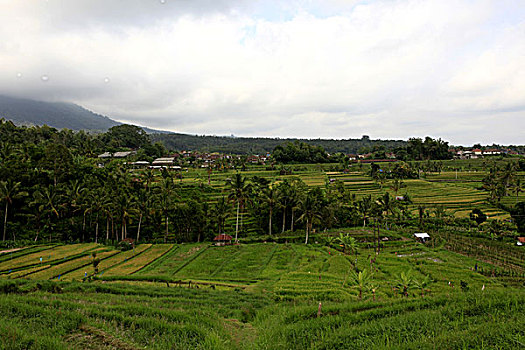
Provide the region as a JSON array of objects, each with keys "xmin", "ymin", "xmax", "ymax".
[
  {"xmin": 517, "ymin": 237, "xmax": 525, "ymax": 246},
  {"xmin": 414, "ymin": 232, "xmax": 430, "ymax": 243},
  {"xmin": 213, "ymin": 234, "xmax": 233, "ymax": 246}
]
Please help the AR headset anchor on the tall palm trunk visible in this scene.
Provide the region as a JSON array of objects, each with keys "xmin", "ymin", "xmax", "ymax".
[
  {"xmin": 137, "ymin": 212, "xmax": 143, "ymax": 243},
  {"xmin": 235, "ymin": 202, "xmax": 240, "ymax": 243},
  {"xmin": 106, "ymin": 217, "xmax": 109, "ymax": 241},
  {"xmin": 268, "ymin": 207, "xmax": 272, "ymax": 236},
  {"xmin": 2, "ymin": 202, "xmax": 7, "ymax": 242},
  {"xmin": 95, "ymin": 214, "xmax": 99, "ymax": 243},
  {"xmin": 305, "ymin": 218, "xmax": 309, "ymax": 244},
  {"xmin": 291, "ymin": 209, "xmax": 295, "ymax": 232},
  {"xmin": 282, "ymin": 209, "xmax": 286, "ymax": 233},
  {"xmin": 82, "ymin": 212, "xmax": 86, "ymax": 242},
  {"xmin": 164, "ymin": 216, "xmax": 169, "ymax": 243}
]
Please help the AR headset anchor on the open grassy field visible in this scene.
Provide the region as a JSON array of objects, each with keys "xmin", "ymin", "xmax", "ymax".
[{"xmin": 0, "ymin": 230, "xmax": 523, "ymax": 349}]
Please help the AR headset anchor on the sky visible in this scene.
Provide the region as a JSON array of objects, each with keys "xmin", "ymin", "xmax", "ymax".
[{"xmin": 0, "ymin": 0, "xmax": 524, "ymax": 145}]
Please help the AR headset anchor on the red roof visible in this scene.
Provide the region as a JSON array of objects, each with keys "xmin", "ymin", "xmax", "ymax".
[
  {"xmin": 518, "ymin": 237, "xmax": 525, "ymax": 243},
  {"xmin": 214, "ymin": 234, "xmax": 233, "ymax": 241}
]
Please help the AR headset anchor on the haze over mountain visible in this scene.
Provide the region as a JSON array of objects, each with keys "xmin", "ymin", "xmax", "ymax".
[{"xmin": 0, "ymin": 95, "xmax": 120, "ymax": 131}]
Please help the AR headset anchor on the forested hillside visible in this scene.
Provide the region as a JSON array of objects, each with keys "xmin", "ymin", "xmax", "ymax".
[
  {"xmin": 0, "ymin": 95, "xmax": 120, "ymax": 131},
  {"xmin": 151, "ymin": 133, "xmax": 407, "ymax": 154}
]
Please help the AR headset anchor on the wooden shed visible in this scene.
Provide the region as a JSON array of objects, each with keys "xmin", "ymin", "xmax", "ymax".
[{"xmin": 213, "ymin": 234, "xmax": 233, "ymax": 246}]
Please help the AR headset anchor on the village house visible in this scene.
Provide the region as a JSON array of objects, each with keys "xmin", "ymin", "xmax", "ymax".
[{"xmin": 213, "ymin": 234, "xmax": 233, "ymax": 246}]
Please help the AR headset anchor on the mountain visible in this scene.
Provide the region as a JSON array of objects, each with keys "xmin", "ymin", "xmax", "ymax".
[
  {"xmin": 0, "ymin": 95, "xmax": 121, "ymax": 132},
  {"xmin": 0, "ymin": 95, "xmax": 408, "ymax": 154}
]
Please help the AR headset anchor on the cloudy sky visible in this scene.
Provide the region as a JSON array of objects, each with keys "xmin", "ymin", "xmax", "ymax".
[{"xmin": 1, "ymin": 0, "xmax": 524, "ymax": 145}]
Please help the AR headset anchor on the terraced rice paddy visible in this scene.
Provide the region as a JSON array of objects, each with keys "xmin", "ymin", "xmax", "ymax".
[{"xmin": 0, "ymin": 232, "xmax": 524, "ymax": 349}]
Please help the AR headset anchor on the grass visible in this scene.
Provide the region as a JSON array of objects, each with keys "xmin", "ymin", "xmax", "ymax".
[
  {"xmin": 0, "ymin": 237, "xmax": 522, "ymax": 349},
  {"xmin": 102, "ymin": 244, "xmax": 174, "ymax": 277}
]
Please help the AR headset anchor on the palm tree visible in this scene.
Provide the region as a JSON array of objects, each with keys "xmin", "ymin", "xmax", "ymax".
[
  {"xmin": 413, "ymin": 274, "xmax": 432, "ymax": 297},
  {"xmin": 41, "ymin": 185, "xmax": 60, "ymax": 242},
  {"xmin": 376, "ymin": 193, "xmax": 395, "ymax": 229},
  {"xmin": 499, "ymin": 162, "xmax": 516, "ymax": 196},
  {"xmin": 395, "ymin": 271, "xmax": 414, "ymax": 297},
  {"xmin": 289, "ymin": 179, "xmax": 306, "ymax": 232},
  {"xmin": 88, "ymin": 189, "xmax": 106, "ymax": 243},
  {"xmin": 418, "ymin": 205, "xmax": 426, "ymax": 227},
  {"xmin": 156, "ymin": 176, "xmax": 176, "ymax": 242},
  {"xmin": 261, "ymin": 187, "xmax": 277, "ymax": 236},
  {"xmin": 358, "ymin": 195, "xmax": 373, "ymax": 227},
  {"xmin": 212, "ymin": 196, "xmax": 230, "ymax": 234},
  {"xmin": 135, "ymin": 187, "xmax": 153, "ymax": 243},
  {"xmin": 116, "ymin": 193, "xmax": 135, "ymax": 241},
  {"xmin": 64, "ymin": 179, "xmax": 85, "ymax": 236},
  {"xmin": 512, "ymin": 179, "xmax": 523, "ymax": 203},
  {"xmin": 28, "ymin": 188, "xmax": 47, "ymax": 241},
  {"xmin": 276, "ymin": 180, "xmax": 292, "ymax": 233},
  {"xmin": 347, "ymin": 269, "xmax": 375, "ymax": 300},
  {"xmin": 227, "ymin": 173, "xmax": 251, "ymax": 243},
  {"xmin": 0, "ymin": 180, "xmax": 28, "ymax": 241},
  {"xmin": 297, "ymin": 191, "xmax": 322, "ymax": 244}
]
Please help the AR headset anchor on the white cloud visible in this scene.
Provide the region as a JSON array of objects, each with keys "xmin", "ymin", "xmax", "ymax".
[{"xmin": 0, "ymin": 0, "xmax": 524, "ymax": 145}]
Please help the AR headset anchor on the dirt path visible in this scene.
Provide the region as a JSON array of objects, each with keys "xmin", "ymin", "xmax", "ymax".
[{"xmin": 0, "ymin": 248, "xmax": 22, "ymax": 254}]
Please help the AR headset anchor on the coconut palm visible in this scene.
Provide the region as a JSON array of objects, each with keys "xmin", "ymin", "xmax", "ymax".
[
  {"xmin": 261, "ymin": 186, "xmax": 278, "ymax": 236},
  {"xmin": 135, "ymin": 187, "xmax": 153, "ymax": 243},
  {"xmin": 41, "ymin": 185, "xmax": 60, "ymax": 242},
  {"xmin": 358, "ymin": 195, "xmax": 373, "ymax": 227},
  {"xmin": 276, "ymin": 180, "xmax": 293, "ymax": 233},
  {"xmin": 212, "ymin": 196, "xmax": 230, "ymax": 234},
  {"xmin": 227, "ymin": 173, "xmax": 251, "ymax": 243},
  {"xmin": 376, "ymin": 193, "xmax": 395, "ymax": 230},
  {"xmin": 289, "ymin": 179, "xmax": 306, "ymax": 232},
  {"xmin": 512, "ymin": 179, "xmax": 523, "ymax": 203},
  {"xmin": 156, "ymin": 176, "xmax": 176, "ymax": 243},
  {"xmin": 1, "ymin": 180, "xmax": 28, "ymax": 242},
  {"xmin": 297, "ymin": 190, "xmax": 322, "ymax": 244}
]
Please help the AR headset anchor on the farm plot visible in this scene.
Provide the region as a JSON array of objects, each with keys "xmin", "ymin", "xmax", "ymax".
[
  {"xmin": 61, "ymin": 244, "xmax": 152, "ymax": 280},
  {"xmin": 0, "ymin": 244, "xmax": 98, "ymax": 273},
  {"xmin": 259, "ymin": 244, "xmax": 302, "ymax": 279},
  {"xmin": 209, "ymin": 244, "xmax": 276, "ymax": 281},
  {"xmin": 103, "ymin": 244, "xmax": 174, "ymax": 277},
  {"xmin": 0, "ymin": 245, "xmax": 57, "ymax": 264},
  {"xmin": 136, "ymin": 243, "xmax": 208, "ymax": 276},
  {"xmin": 25, "ymin": 246, "xmax": 115, "ymax": 280},
  {"xmin": 174, "ymin": 245, "xmax": 242, "ymax": 279},
  {"xmin": 0, "ymin": 280, "xmax": 269, "ymax": 350}
]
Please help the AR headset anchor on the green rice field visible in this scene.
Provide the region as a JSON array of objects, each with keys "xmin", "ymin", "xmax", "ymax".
[{"xmin": 0, "ymin": 232, "xmax": 523, "ymax": 349}]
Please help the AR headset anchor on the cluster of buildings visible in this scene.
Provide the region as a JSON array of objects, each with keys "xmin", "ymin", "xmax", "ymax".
[
  {"xmin": 450, "ymin": 148, "xmax": 518, "ymax": 159},
  {"xmin": 97, "ymin": 150, "xmax": 269, "ymax": 169}
]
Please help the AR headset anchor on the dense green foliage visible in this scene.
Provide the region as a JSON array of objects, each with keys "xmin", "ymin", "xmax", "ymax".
[
  {"xmin": 272, "ymin": 141, "xmax": 330, "ymax": 163},
  {"xmin": 510, "ymin": 202, "xmax": 525, "ymax": 233},
  {"xmin": 1, "ymin": 119, "xmax": 524, "ymax": 248},
  {"xmin": 152, "ymin": 133, "xmax": 407, "ymax": 155}
]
